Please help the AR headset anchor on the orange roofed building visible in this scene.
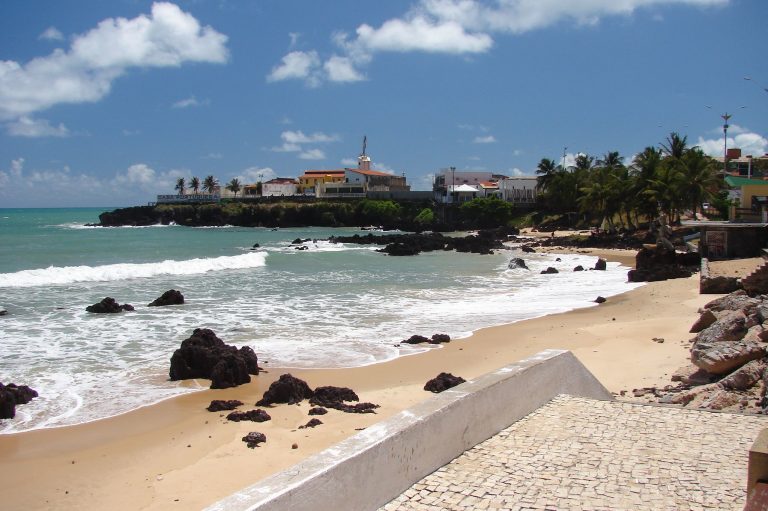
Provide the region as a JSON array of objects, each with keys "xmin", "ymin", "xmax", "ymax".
[{"xmin": 298, "ymin": 137, "xmax": 409, "ymax": 197}]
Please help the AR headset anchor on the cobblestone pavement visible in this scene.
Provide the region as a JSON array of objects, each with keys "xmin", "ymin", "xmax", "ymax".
[{"xmin": 380, "ymin": 395, "xmax": 768, "ymax": 511}]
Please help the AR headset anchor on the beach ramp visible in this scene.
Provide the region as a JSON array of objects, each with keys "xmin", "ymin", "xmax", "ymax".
[{"xmin": 205, "ymin": 349, "xmax": 612, "ymax": 511}]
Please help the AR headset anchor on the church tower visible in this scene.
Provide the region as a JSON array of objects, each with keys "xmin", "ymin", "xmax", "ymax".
[{"xmin": 358, "ymin": 135, "xmax": 371, "ymax": 171}]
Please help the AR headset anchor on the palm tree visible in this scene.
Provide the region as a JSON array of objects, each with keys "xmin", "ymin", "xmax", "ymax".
[
  {"xmin": 226, "ymin": 178, "xmax": 242, "ymax": 198},
  {"xmin": 660, "ymin": 132, "xmax": 688, "ymax": 160},
  {"xmin": 631, "ymin": 146, "xmax": 664, "ymax": 222},
  {"xmin": 535, "ymin": 158, "xmax": 558, "ymax": 192},
  {"xmin": 203, "ymin": 175, "xmax": 218, "ymax": 194},
  {"xmin": 190, "ymin": 176, "xmax": 200, "ymax": 194},
  {"xmin": 175, "ymin": 177, "xmax": 186, "ymax": 195},
  {"xmin": 681, "ymin": 148, "xmax": 718, "ymax": 219}
]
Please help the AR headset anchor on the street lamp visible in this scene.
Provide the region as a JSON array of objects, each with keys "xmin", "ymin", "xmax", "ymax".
[{"xmin": 706, "ymin": 105, "xmax": 745, "ymax": 175}]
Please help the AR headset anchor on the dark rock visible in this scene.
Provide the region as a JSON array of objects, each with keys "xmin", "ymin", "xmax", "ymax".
[
  {"xmin": 521, "ymin": 246, "xmax": 535, "ymax": 253},
  {"xmin": 540, "ymin": 267, "xmax": 559, "ymax": 274},
  {"xmin": 308, "ymin": 407, "xmax": 327, "ymax": 416},
  {"xmin": 242, "ymin": 432, "xmax": 266, "ymax": 448},
  {"xmin": 0, "ymin": 383, "xmax": 38, "ymax": 419},
  {"xmin": 256, "ymin": 374, "xmax": 314, "ymax": 406},
  {"xmin": 627, "ymin": 246, "xmax": 698, "ymax": 282},
  {"xmin": 86, "ymin": 297, "xmax": 134, "ymax": 313},
  {"xmin": 424, "ymin": 372, "xmax": 466, "ymax": 393},
  {"xmin": 227, "ymin": 409, "xmax": 272, "ymax": 422},
  {"xmin": 508, "ymin": 258, "xmax": 528, "ymax": 270},
  {"xmin": 206, "ymin": 399, "xmax": 243, "ymax": 412},
  {"xmin": 148, "ymin": 289, "xmax": 184, "ymax": 307},
  {"xmin": 594, "ymin": 296, "xmax": 606, "ymax": 304},
  {"xmin": 700, "ymin": 275, "xmax": 741, "ymax": 294},
  {"xmin": 169, "ymin": 328, "xmax": 259, "ymax": 389},
  {"xmin": 310, "ymin": 386, "xmax": 359, "ymax": 407},
  {"xmin": 573, "ymin": 265, "xmax": 585, "ymax": 272},
  {"xmin": 291, "ymin": 238, "xmax": 310, "ymax": 245},
  {"xmin": 299, "ymin": 418, "xmax": 323, "ymax": 429},
  {"xmin": 308, "ymin": 385, "xmax": 379, "ymax": 414},
  {"xmin": 594, "ymin": 258, "xmax": 607, "ymax": 271},
  {"xmin": 430, "ymin": 333, "xmax": 451, "ymax": 344},
  {"xmin": 295, "ymin": 246, "xmax": 309, "ymax": 251},
  {"xmin": 670, "ymin": 365, "xmax": 716, "ymax": 385},
  {"xmin": 403, "ymin": 335, "xmax": 431, "ymax": 345}
]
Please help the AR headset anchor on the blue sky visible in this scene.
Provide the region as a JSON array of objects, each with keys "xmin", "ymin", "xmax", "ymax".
[{"xmin": 0, "ymin": 0, "xmax": 766, "ymax": 207}]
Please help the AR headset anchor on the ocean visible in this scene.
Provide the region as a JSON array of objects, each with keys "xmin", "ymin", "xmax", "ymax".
[{"xmin": 0, "ymin": 207, "xmax": 641, "ymax": 433}]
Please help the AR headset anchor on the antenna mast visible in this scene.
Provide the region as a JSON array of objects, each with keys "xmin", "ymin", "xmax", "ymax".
[{"xmin": 361, "ymin": 135, "xmax": 367, "ymax": 157}]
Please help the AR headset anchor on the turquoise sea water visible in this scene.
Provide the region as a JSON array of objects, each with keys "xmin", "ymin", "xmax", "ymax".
[{"xmin": 0, "ymin": 208, "xmax": 641, "ymax": 433}]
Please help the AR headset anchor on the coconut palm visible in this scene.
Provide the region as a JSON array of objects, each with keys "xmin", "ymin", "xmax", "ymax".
[
  {"xmin": 681, "ymin": 148, "xmax": 718, "ymax": 219},
  {"xmin": 226, "ymin": 178, "xmax": 242, "ymax": 198},
  {"xmin": 631, "ymin": 146, "xmax": 664, "ymax": 221},
  {"xmin": 535, "ymin": 158, "xmax": 558, "ymax": 192},
  {"xmin": 190, "ymin": 176, "xmax": 200, "ymax": 194},
  {"xmin": 203, "ymin": 175, "xmax": 218, "ymax": 194},
  {"xmin": 660, "ymin": 132, "xmax": 688, "ymax": 160},
  {"xmin": 175, "ymin": 177, "xmax": 186, "ymax": 195}
]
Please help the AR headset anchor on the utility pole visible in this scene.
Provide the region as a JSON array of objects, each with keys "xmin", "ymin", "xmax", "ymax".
[
  {"xmin": 562, "ymin": 146, "xmax": 568, "ymax": 171},
  {"xmin": 721, "ymin": 113, "xmax": 731, "ymax": 175}
]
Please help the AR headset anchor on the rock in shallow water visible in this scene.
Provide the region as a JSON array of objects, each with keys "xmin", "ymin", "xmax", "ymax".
[
  {"xmin": 0, "ymin": 382, "xmax": 38, "ymax": 419},
  {"xmin": 148, "ymin": 289, "xmax": 184, "ymax": 307},
  {"xmin": 86, "ymin": 297, "xmax": 134, "ymax": 313}
]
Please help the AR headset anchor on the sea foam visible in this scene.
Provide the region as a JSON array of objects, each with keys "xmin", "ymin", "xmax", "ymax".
[{"xmin": 0, "ymin": 252, "xmax": 268, "ymax": 288}]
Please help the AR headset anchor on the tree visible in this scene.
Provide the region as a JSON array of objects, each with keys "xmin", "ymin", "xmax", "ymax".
[
  {"xmin": 226, "ymin": 178, "xmax": 242, "ymax": 198},
  {"xmin": 203, "ymin": 175, "xmax": 218, "ymax": 194},
  {"xmin": 175, "ymin": 177, "xmax": 186, "ymax": 195},
  {"xmin": 660, "ymin": 132, "xmax": 688, "ymax": 160},
  {"xmin": 190, "ymin": 176, "xmax": 200, "ymax": 194},
  {"xmin": 459, "ymin": 197, "xmax": 514, "ymax": 228},
  {"xmin": 631, "ymin": 146, "xmax": 664, "ymax": 222},
  {"xmin": 680, "ymin": 148, "xmax": 718, "ymax": 219},
  {"xmin": 535, "ymin": 158, "xmax": 558, "ymax": 192}
]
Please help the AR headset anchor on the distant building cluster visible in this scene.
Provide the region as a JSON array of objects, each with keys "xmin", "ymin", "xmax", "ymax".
[{"xmin": 156, "ymin": 137, "xmax": 539, "ymax": 207}]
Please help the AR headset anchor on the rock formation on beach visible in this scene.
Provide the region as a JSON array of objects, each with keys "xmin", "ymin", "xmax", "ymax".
[
  {"xmin": 0, "ymin": 383, "xmax": 38, "ymax": 419},
  {"xmin": 255, "ymin": 375, "xmax": 380, "ymax": 413},
  {"xmin": 206, "ymin": 399, "xmax": 243, "ymax": 412},
  {"xmin": 169, "ymin": 328, "xmax": 259, "ymax": 389},
  {"xmin": 226, "ymin": 409, "xmax": 271, "ymax": 422},
  {"xmin": 640, "ymin": 290, "xmax": 768, "ymax": 413},
  {"xmin": 256, "ymin": 374, "xmax": 314, "ymax": 406},
  {"xmin": 242, "ymin": 432, "xmax": 266, "ymax": 448},
  {"xmin": 402, "ymin": 333, "xmax": 452, "ymax": 345},
  {"xmin": 627, "ymin": 245, "xmax": 700, "ymax": 282},
  {"xmin": 86, "ymin": 297, "xmax": 134, "ymax": 313},
  {"xmin": 424, "ymin": 372, "xmax": 466, "ymax": 393},
  {"xmin": 148, "ymin": 289, "xmax": 184, "ymax": 307}
]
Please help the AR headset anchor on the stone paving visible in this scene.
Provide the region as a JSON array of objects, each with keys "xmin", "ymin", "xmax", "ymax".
[{"xmin": 380, "ymin": 395, "xmax": 768, "ymax": 511}]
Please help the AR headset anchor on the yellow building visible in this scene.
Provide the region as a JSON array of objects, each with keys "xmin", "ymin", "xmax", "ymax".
[
  {"xmin": 297, "ymin": 170, "xmax": 347, "ymax": 194},
  {"xmin": 724, "ymin": 175, "xmax": 768, "ymax": 222}
]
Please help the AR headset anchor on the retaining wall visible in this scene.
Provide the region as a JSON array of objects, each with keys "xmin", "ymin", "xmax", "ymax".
[{"xmin": 206, "ymin": 349, "xmax": 612, "ymax": 511}]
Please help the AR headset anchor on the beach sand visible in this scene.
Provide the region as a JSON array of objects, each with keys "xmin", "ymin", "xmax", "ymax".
[{"xmin": 0, "ymin": 247, "xmax": 730, "ymax": 510}]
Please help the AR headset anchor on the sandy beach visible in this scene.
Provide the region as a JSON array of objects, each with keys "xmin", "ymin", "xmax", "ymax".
[{"xmin": 0, "ymin": 246, "xmax": 743, "ymax": 511}]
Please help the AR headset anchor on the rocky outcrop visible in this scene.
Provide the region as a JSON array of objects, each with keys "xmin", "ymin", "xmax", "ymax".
[
  {"xmin": 148, "ymin": 289, "xmax": 184, "ymax": 307},
  {"xmin": 0, "ymin": 383, "xmax": 38, "ymax": 419},
  {"xmin": 330, "ymin": 228, "xmax": 517, "ymax": 257},
  {"xmin": 540, "ymin": 267, "xmax": 559, "ymax": 274},
  {"xmin": 226, "ymin": 409, "xmax": 271, "ymax": 422},
  {"xmin": 86, "ymin": 297, "xmax": 134, "ymax": 313},
  {"xmin": 299, "ymin": 418, "xmax": 323, "ymax": 429},
  {"xmin": 169, "ymin": 329, "xmax": 259, "ymax": 389},
  {"xmin": 646, "ymin": 290, "xmax": 768, "ymax": 414},
  {"xmin": 403, "ymin": 333, "xmax": 451, "ymax": 345},
  {"xmin": 207, "ymin": 399, "xmax": 243, "ymax": 412},
  {"xmin": 424, "ymin": 372, "xmax": 466, "ymax": 393},
  {"xmin": 594, "ymin": 258, "xmax": 607, "ymax": 271},
  {"xmin": 242, "ymin": 432, "xmax": 266, "ymax": 448},
  {"xmin": 627, "ymin": 246, "xmax": 699, "ymax": 282},
  {"xmin": 308, "ymin": 407, "xmax": 327, "ymax": 415},
  {"xmin": 508, "ymin": 258, "xmax": 528, "ymax": 270},
  {"xmin": 256, "ymin": 374, "xmax": 314, "ymax": 406},
  {"xmin": 309, "ymin": 385, "xmax": 379, "ymax": 414}
]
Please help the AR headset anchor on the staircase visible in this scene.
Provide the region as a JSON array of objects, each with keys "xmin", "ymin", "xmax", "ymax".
[{"xmin": 741, "ymin": 260, "xmax": 768, "ymax": 295}]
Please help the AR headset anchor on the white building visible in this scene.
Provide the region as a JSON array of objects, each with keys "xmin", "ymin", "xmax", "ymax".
[
  {"xmin": 499, "ymin": 176, "xmax": 537, "ymax": 206},
  {"xmin": 262, "ymin": 178, "xmax": 298, "ymax": 197}
]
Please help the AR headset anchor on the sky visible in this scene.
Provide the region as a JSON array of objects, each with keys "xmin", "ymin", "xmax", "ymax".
[{"xmin": 0, "ymin": 0, "xmax": 766, "ymax": 207}]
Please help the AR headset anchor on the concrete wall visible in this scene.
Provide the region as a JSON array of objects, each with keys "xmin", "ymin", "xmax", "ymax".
[{"xmin": 205, "ymin": 349, "xmax": 612, "ymax": 511}]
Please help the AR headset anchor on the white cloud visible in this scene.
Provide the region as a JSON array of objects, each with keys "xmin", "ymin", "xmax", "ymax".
[
  {"xmin": 508, "ymin": 167, "xmax": 526, "ymax": 176},
  {"xmin": 288, "ymin": 32, "xmax": 300, "ymax": 48},
  {"xmin": 373, "ymin": 162, "xmax": 396, "ymax": 174},
  {"xmin": 39, "ymin": 27, "xmax": 64, "ymax": 42},
  {"xmin": 237, "ymin": 166, "xmax": 276, "ymax": 184},
  {"xmin": 341, "ymin": 157, "xmax": 358, "ymax": 166},
  {"xmin": 354, "ymin": 16, "xmax": 492, "ymax": 54},
  {"xmin": 116, "ymin": 163, "xmax": 156, "ymax": 185},
  {"xmin": 268, "ymin": 0, "xmax": 727, "ymax": 87},
  {"xmin": 324, "ymin": 55, "xmax": 365, "ymax": 82},
  {"xmin": 0, "ymin": 2, "xmax": 228, "ymax": 124},
  {"xmin": 172, "ymin": 95, "xmax": 209, "ymax": 108},
  {"xmin": 299, "ymin": 148, "xmax": 326, "ymax": 160},
  {"xmin": 473, "ymin": 135, "xmax": 497, "ymax": 144},
  {"xmin": 266, "ymin": 50, "xmax": 321, "ymax": 85},
  {"xmin": 6, "ymin": 116, "xmax": 69, "ymax": 137},
  {"xmin": 270, "ymin": 142, "xmax": 302, "ymax": 153},
  {"xmin": 11, "ymin": 157, "xmax": 24, "ymax": 178},
  {"xmin": 281, "ymin": 130, "xmax": 338, "ymax": 144},
  {"xmin": 696, "ymin": 126, "xmax": 768, "ymax": 158}
]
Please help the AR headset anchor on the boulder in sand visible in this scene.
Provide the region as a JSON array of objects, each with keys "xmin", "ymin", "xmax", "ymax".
[
  {"xmin": 256, "ymin": 374, "xmax": 314, "ymax": 406},
  {"xmin": 424, "ymin": 372, "xmax": 466, "ymax": 393}
]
